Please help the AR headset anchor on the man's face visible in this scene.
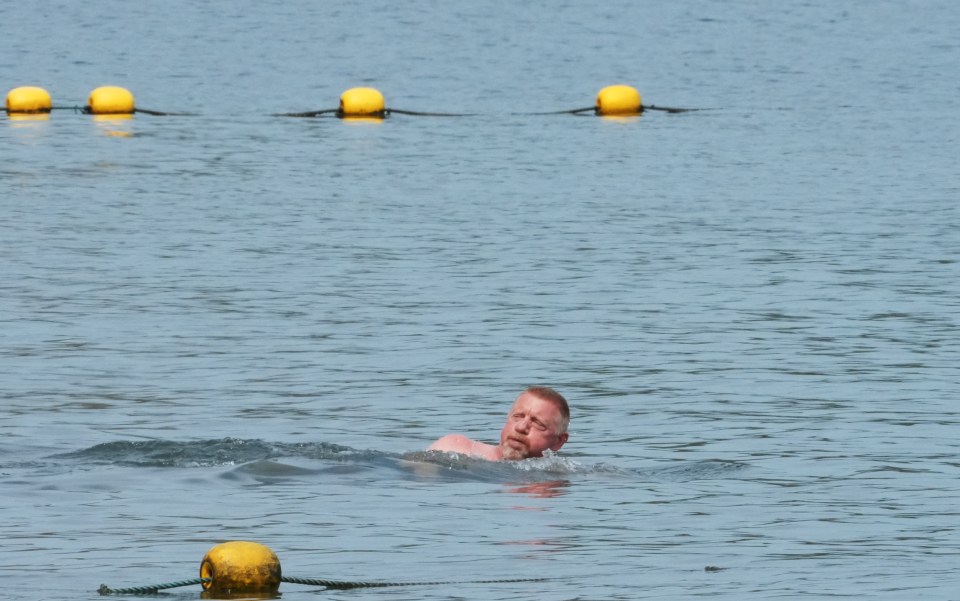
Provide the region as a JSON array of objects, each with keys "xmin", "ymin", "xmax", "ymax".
[{"xmin": 498, "ymin": 392, "xmax": 569, "ymax": 460}]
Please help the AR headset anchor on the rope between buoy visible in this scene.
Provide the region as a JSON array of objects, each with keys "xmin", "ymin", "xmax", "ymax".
[
  {"xmin": 97, "ymin": 575, "xmax": 543, "ymax": 595},
  {"xmin": 281, "ymin": 575, "xmax": 545, "ymax": 589},
  {"xmin": 98, "ymin": 577, "xmax": 210, "ymax": 595}
]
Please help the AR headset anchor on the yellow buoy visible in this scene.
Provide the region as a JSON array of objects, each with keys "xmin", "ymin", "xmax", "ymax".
[
  {"xmin": 87, "ymin": 86, "xmax": 135, "ymax": 115},
  {"xmin": 339, "ymin": 87, "xmax": 386, "ymax": 118},
  {"xmin": 595, "ymin": 84, "xmax": 642, "ymax": 116},
  {"xmin": 200, "ymin": 541, "xmax": 281, "ymax": 597},
  {"xmin": 6, "ymin": 86, "xmax": 52, "ymax": 114}
]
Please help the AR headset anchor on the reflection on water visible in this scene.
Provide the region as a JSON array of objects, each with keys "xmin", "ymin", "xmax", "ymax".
[
  {"xmin": 340, "ymin": 116, "xmax": 385, "ymax": 125},
  {"xmin": 92, "ymin": 113, "xmax": 135, "ymax": 137},
  {"xmin": 597, "ymin": 114, "xmax": 642, "ymax": 124},
  {"xmin": 505, "ymin": 480, "xmax": 570, "ymax": 499},
  {"xmin": 7, "ymin": 113, "xmax": 51, "ymax": 123},
  {"xmin": 200, "ymin": 593, "xmax": 279, "ymax": 601}
]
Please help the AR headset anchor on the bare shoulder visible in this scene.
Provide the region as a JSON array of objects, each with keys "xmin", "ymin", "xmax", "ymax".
[
  {"xmin": 427, "ymin": 434, "xmax": 499, "ymax": 460},
  {"xmin": 427, "ymin": 434, "xmax": 474, "ymax": 453}
]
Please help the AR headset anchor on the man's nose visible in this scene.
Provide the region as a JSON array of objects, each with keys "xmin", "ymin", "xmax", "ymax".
[{"xmin": 515, "ymin": 418, "xmax": 530, "ymax": 433}]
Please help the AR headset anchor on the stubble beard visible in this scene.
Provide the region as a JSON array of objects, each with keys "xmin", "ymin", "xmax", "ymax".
[{"xmin": 500, "ymin": 439, "xmax": 528, "ymax": 461}]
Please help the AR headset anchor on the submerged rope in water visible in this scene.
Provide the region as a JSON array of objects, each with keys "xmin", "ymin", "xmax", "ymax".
[
  {"xmin": 98, "ymin": 577, "xmax": 210, "ymax": 595},
  {"xmin": 281, "ymin": 575, "xmax": 546, "ymax": 589},
  {"xmin": 98, "ymin": 575, "xmax": 543, "ymax": 595}
]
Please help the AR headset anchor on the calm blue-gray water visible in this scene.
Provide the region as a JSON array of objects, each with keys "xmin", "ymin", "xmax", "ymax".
[{"xmin": 2, "ymin": 1, "xmax": 958, "ymax": 599}]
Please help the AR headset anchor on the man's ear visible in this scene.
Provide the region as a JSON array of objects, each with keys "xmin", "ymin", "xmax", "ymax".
[{"xmin": 552, "ymin": 432, "xmax": 569, "ymax": 451}]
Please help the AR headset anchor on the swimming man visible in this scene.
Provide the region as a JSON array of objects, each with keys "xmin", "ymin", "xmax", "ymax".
[{"xmin": 428, "ymin": 386, "xmax": 569, "ymax": 461}]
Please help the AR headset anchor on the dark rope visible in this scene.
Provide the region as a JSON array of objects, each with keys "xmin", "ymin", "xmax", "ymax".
[
  {"xmin": 274, "ymin": 108, "xmax": 340, "ymax": 117},
  {"xmin": 5, "ymin": 106, "xmax": 81, "ymax": 114},
  {"xmin": 18, "ymin": 104, "xmax": 702, "ymax": 118},
  {"xmin": 522, "ymin": 106, "xmax": 595, "ymax": 115},
  {"xmin": 386, "ymin": 108, "xmax": 475, "ymax": 117},
  {"xmin": 11, "ymin": 105, "xmax": 190, "ymax": 116},
  {"xmin": 337, "ymin": 109, "xmax": 386, "ymax": 119},
  {"xmin": 98, "ymin": 577, "xmax": 210, "ymax": 595},
  {"xmin": 134, "ymin": 108, "xmax": 195, "ymax": 116},
  {"xmin": 280, "ymin": 575, "xmax": 545, "ymax": 589},
  {"xmin": 522, "ymin": 104, "xmax": 702, "ymax": 116},
  {"xmin": 276, "ymin": 108, "xmax": 473, "ymax": 118},
  {"xmin": 642, "ymin": 104, "xmax": 701, "ymax": 113},
  {"xmin": 97, "ymin": 574, "xmax": 543, "ymax": 595}
]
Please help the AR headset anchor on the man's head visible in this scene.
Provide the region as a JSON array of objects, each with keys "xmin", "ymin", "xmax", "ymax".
[{"xmin": 498, "ymin": 386, "xmax": 570, "ymax": 460}]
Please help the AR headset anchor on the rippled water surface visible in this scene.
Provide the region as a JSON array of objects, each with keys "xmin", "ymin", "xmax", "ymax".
[{"xmin": 2, "ymin": 1, "xmax": 958, "ymax": 599}]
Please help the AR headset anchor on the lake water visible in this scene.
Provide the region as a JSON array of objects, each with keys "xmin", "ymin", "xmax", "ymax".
[{"xmin": 2, "ymin": 1, "xmax": 958, "ymax": 599}]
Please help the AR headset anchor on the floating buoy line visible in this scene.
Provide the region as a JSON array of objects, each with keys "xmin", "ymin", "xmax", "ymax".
[
  {"xmin": 6, "ymin": 84, "xmax": 698, "ymax": 120},
  {"xmin": 98, "ymin": 540, "xmax": 545, "ymax": 597},
  {"xmin": 275, "ymin": 86, "xmax": 475, "ymax": 118},
  {"xmin": 536, "ymin": 84, "xmax": 700, "ymax": 115},
  {"xmin": 4, "ymin": 85, "xmax": 192, "ymax": 116}
]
